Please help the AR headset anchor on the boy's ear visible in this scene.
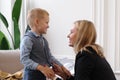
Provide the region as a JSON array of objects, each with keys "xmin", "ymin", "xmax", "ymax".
[
  {"xmin": 36, "ymin": 19, "xmax": 39, "ymax": 24},
  {"xmin": 34, "ymin": 18, "xmax": 39, "ymax": 26}
]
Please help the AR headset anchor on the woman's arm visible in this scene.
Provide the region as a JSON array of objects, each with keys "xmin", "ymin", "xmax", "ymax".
[{"xmin": 75, "ymin": 51, "xmax": 95, "ymax": 80}]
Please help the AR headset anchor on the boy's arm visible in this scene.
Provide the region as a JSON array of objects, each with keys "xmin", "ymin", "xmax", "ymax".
[
  {"xmin": 48, "ymin": 50, "xmax": 71, "ymax": 79},
  {"xmin": 20, "ymin": 36, "xmax": 38, "ymax": 70}
]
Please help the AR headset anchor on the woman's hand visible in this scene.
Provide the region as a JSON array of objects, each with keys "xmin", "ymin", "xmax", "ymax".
[
  {"xmin": 52, "ymin": 63, "xmax": 71, "ymax": 80},
  {"xmin": 61, "ymin": 66, "xmax": 71, "ymax": 78}
]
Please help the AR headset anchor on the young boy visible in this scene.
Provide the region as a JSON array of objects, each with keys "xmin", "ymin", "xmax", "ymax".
[{"xmin": 20, "ymin": 8, "xmax": 71, "ymax": 80}]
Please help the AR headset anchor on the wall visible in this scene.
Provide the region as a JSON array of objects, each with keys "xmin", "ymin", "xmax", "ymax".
[{"xmin": 103, "ymin": 0, "xmax": 120, "ymax": 79}]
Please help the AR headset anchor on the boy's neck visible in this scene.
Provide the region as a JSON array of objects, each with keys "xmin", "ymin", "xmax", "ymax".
[{"xmin": 31, "ymin": 29, "xmax": 41, "ymax": 35}]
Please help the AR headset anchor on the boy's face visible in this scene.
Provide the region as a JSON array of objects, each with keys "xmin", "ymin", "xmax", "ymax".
[{"xmin": 36, "ymin": 15, "xmax": 49, "ymax": 34}]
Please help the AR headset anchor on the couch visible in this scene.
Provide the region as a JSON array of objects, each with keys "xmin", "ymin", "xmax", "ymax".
[
  {"xmin": 0, "ymin": 50, "xmax": 23, "ymax": 74},
  {"xmin": 0, "ymin": 50, "xmax": 23, "ymax": 79}
]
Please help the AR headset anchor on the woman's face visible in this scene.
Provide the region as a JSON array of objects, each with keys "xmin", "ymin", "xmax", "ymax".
[{"xmin": 67, "ymin": 25, "xmax": 77, "ymax": 47}]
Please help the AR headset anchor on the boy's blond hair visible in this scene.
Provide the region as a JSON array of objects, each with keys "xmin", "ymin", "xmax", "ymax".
[{"xmin": 27, "ymin": 8, "xmax": 49, "ymax": 27}]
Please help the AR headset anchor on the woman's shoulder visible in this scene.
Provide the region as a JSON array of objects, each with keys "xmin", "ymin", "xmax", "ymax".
[
  {"xmin": 77, "ymin": 46, "xmax": 97, "ymax": 56},
  {"xmin": 76, "ymin": 46, "xmax": 99, "ymax": 62}
]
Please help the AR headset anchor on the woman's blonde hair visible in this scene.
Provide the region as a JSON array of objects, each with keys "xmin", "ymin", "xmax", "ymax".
[{"xmin": 73, "ymin": 20, "xmax": 104, "ymax": 57}]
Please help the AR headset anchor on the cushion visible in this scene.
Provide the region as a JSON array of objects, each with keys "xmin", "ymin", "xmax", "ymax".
[{"xmin": 0, "ymin": 69, "xmax": 23, "ymax": 80}]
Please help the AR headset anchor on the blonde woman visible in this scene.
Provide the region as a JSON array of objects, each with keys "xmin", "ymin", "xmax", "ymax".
[{"xmin": 67, "ymin": 20, "xmax": 116, "ymax": 80}]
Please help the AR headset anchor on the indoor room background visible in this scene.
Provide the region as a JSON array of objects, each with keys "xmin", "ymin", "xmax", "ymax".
[{"xmin": 0, "ymin": 0, "xmax": 120, "ymax": 79}]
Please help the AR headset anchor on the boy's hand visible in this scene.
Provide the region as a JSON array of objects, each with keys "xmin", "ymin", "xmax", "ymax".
[{"xmin": 37, "ymin": 65, "xmax": 55, "ymax": 79}]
